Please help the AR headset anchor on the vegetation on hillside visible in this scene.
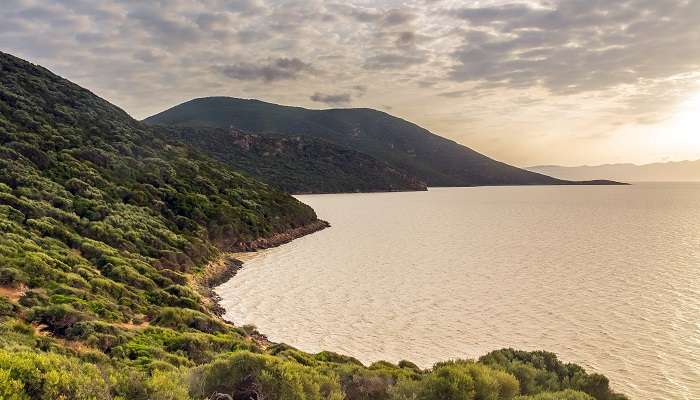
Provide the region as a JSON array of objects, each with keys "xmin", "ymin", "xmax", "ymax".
[
  {"xmin": 161, "ymin": 126, "xmax": 427, "ymax": 194},
  {"xmin": 0, "ymin": 51, "xmax": 627, "ymax": 400},
  {"xmin": 145, "ymin": 97, "xmax": 585, "ymax": 187}
]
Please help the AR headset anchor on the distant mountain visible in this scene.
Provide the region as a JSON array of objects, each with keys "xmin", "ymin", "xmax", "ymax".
[
  {"xmin": 528, "ymin": 160, "xmax": 700, "ymax": 182},
  {"xmin": 145, "ymin": 97, "xmax": 618, "ymax": 187},
  {"xmin": 161, "ymin": 126, "xmax": 427, "ymax": 193}
]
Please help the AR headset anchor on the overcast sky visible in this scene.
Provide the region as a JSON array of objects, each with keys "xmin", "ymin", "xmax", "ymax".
[{"xmin": 2, "ymin": 0, "xmax": 699, "ymax": 166}]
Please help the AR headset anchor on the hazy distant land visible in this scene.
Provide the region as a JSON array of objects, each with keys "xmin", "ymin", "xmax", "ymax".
[{"xmin": 528, "ymin": 160, "xmax": 700, "ymax": 182}]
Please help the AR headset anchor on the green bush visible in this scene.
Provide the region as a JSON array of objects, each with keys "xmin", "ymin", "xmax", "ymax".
[
  {"xmin": 27, "ymin": 304, "xmax": 93, "ymax": 336},
  {"xmin": 0, "ymin": 368, "xmax": 28, "ymax": 400},
  {"xmin": 0, "ymin": 296, "xmax": 19, "ymax": 317},
  {"xmin": 0, "ymin": 349, "xmax": 109, "ymax": 399},
  {"xmin": 189, "ymin": 351, "xmax": 344, "ymax": 400},
  {"xmin": 516, "ymin": 389, "xmax": 595, "ymax": 400},
  {"xmin": 152, "ymin": 307, "xmax": 227, "ymax": 333},
  {"xmin": 145, "ymin": 368, "xmax": 191, "ymax": 400},
  {"xmin": 479, "ymin": 349, "xmax": 623, "ymax": 400},
  {"xmin": 398, "ymin": 360, "xmax": 421, "ymax": 372},
  {"xmin": 0, "ymin": 267, "xmax": 28, "ymax": 286},
  {"xmin": 336, "ymin": 365, "xmax": 397, "ymax": 400},
  {"xmin": 389, "ymin": 361, "xmax": 518, "ymax": 400},
  {"xmin": 315, "ymin": 350, "xmax": 364, "ymax": 366}
]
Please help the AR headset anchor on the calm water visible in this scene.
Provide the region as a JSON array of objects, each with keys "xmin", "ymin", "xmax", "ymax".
[{"xmin": 217, "ymin": 184, "xmax": 700, "ymax": 400}]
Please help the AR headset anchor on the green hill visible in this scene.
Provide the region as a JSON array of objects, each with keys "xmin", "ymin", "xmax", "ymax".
[
  {"xmin": 161, "ymin": 125, "xmax": 427, "ymax": 194},
  {"xmin": 0, "ymin": 51, "xmax": 627, "ymax": 400},
  {"xmin": 145, "ymin": 97, "xmax": 587, "ymax": 187}
]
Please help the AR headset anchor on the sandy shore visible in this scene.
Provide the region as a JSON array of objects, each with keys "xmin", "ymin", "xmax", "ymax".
[{"xmin": 192, "ymin": 219, "xmax": 330, "ymax": 318}]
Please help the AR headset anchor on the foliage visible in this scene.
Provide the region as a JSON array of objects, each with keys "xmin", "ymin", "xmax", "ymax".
[
  {"xmin": 0, "ymin": 49, "xmax": 317, "ymax": 333},
  {"xmin": 189, "ymin": 351, "xmax": 345, "ymax": 400},
  {"xmin": 0, "ymin": 51, "xmax": 628, "ymax": 400},
  {"xmin": 479, "ymin": 349, "xmax": 627, "ymax": 400},
  {"xmin": 144, "ymin": 97, "xmax": 572, "ymax": 187},
  {"xmin": 0, "ymin": 348, "xmax": 109, "ymax": 399},
  {"xmin": 515, "ymin": 390, "xmax": 595, "ymax": 400},
  {"xmin": 389, "ymin": 361, "xmax": 518, "ymax": 400},
  {"xmin": 161, "ymin": 126, "xmax": 427, "ymax": 194}
]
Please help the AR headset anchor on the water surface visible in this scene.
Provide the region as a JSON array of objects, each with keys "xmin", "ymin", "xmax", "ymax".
[{"xmin": 217, "ymin": 184, "xmax": 700, "ymax": 400}]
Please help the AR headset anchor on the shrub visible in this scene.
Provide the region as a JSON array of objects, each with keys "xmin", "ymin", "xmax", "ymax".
[
  {"xmin": 0, "ymin": 296, "xmax": 18, "ymax": 317},
  {"xmin": 27, "ymin": 304, "xmax": 93, "ymax": 335},
  {"xmin": 0, "ymin": 267, "xmax": 28, "ymax": 286},
  {"xmin": 388, "ymin": 379, "xmax": 422, "ymax": 400},
  {"xmin": 189, "ymin": 351, "xmax": 344, "ymax": 400},
  {"xmin": 18, "ymin": 290, "xmax": 49, "ymax": 308},
  {"xmin": 516, "ymin": 389, "xmax": 595, "ymax": 400},
  {"xmin": 315, "ymin": 351, "xmax": 364, "ymax": 366},
  {"xmin": 479, "ymin": 349, "xmax": 622, "ymax": 400},
  {"xmin": 0, "ymin": 368, "xmax": 28, "ymax": 400},
  {"xmin": 0, "ymin": 349, "xmax": 109, "ymax": 399},
  {"xmin": 145, "ymin": 368, "xmax": 191, "ymax": 400},
  {"xmin": 337, "ymin": 366, "xmax": 396, "ymax": 400},
  {"xmin": 390, "ymin": 361, "xmax": 518, "ymax": 400},
  {"xmin": 151, "ymin": 307, "xmax": 226, "ymax": 333},
  {"xmin": 398, "ymin": 360, "xmax": 421, "ymax": 373}
]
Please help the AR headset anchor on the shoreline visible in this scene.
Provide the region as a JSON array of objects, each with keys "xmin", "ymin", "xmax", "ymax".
[
  {"xmin": 289, "ymin": 180, "xmax": 627, "ymax": 195},
  {"xmin": 193, "ymin": 219, "xmax": 330, "ymax": 318}
]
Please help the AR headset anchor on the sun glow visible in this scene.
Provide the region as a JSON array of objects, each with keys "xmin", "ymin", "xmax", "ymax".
[
  {"xmin": 667, "ymin": 91, "xmax": 700, "ymax": 149},
  {"xmin": 606, "ymin": 90, "xmax": 700, "ymax": 164}
]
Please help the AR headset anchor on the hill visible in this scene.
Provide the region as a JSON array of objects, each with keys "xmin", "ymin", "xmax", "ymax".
[
  {"xmin": 0, "ymin": 51, "xmax": 627, "ymax": 400},
  {"xmin": 145, "ymin": 97, "xmax": 590, "ymax": 187},
  {"xmin": 528, "ymin": 160, "xmax": 700, "ymax": 182},
  {"xmin": 161, "ymin": 125, "xmax": 427, "ymax": 193}
]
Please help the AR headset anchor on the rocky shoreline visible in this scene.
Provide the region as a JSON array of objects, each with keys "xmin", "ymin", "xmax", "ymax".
[
  {"xmin": 192, "ymin": 219, "xmax": 330, "ymax": 318},
  {"xmin": 233, "ymin": 219, "xmax": 330, "ymax": 251}
]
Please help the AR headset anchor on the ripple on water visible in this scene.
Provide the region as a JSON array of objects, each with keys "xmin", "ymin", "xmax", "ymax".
[{"xmin": 216, "ymin": 184, "xmax": 700, "ymax": 400}]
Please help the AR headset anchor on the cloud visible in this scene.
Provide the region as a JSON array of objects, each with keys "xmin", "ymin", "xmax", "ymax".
[
  {"xmin": 127, "ymin": 7, "xmax": 202, "ymax": 49},
  {"xmin": 2, "ymin": 0, "xmax": 699, "ymax": 165},
  {"xmin": 352, "ymin": 85, "xmax": 367, "ymax": 95},
  {"xmin": 217, "ymin": 58, "xmax": 314, "ymax": 82},
  {"xmin": 364, "ymin": 53, "xmax": 426, "ymax": 70},
  {"xmin": 381, "ymin": 9, "xmax": 417, "ymax": 27},
  {"xmin": 310, "ymin": 92, "xmax": 352, "ymax": 106},
  {"xmin": 331, "ymin": 4, "xmax": 416, "ymax": 28},
  {"xmin": 330, "ymin": 4, "xmax": 382, "ymax": 23},
  {"xmin": 437, "ymin": 90, "xmax": 471, "ymax": 98},
  {"xmin": 223, "ymin": 0, "xmax": 266, "ymax": 15},
  {"xmin": 395, "ymin": 31, "xmax": 416, "ymax": 47},
  {"xmin": 447, "ymin": 0, "xmax": 700, "ymax": 96}
]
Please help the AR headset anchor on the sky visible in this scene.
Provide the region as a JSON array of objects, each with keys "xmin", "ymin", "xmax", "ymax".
[{"xmin": 1, "ymin": 0, "xmax": 699, "ymax": 167}]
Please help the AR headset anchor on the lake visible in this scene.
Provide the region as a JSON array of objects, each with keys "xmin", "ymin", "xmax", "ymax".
[{"xmin": 216, "ymin": 184, "xmax": 700, "ymax": 400}]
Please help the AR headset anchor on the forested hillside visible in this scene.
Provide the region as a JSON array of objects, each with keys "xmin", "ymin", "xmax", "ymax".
[
  {"xmin": 161, "ymin": 126, "xmax": 427, "ymax": 193},
  {"xmin": 146, "ymin": 97, "xmax": 582, "ymax": 187},
  {"xmin": 0, "ymin": 51, "xmax": 626, "ymax": 400}
]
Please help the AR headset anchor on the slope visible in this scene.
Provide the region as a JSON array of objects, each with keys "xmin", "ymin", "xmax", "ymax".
[
  {"xmin": 145, "ymin": 97, "xmax": 577, "ymax": 187},
  {"xmin": 0, "ymin": 51, "xmax": 627, "ymax": 400},
  {"xmin": 161, "ymin": 125, "xmax": 427, "ymax": 193}
]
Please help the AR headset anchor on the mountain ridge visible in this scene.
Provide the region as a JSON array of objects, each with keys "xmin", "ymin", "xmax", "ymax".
[
  {"xmin": 160, "ymin": 125, "xmax": 427, "ymax": 194},
  {"xmin": 528, "ymin": 159, "xmax": 700, "ymax": 182},
  {"xmin": 145, "ymin": 96, "xmax": 623, "ymax": 188}
]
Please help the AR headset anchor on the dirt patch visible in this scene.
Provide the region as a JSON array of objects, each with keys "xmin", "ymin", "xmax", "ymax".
[
  {"xmin": 0, "ymin": 285, "xmax": 26, "ymax": 302},
  {"xmin": 114, "ymin": 320, "xmax": 151, "ymax": 330}
]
